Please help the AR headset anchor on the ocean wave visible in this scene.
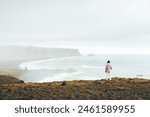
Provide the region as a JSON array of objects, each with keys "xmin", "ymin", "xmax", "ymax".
[
  {"xmin": 22, "ymin": 56, "xmax": 80, "ymax": 64},
  {"xmin": 19, "ymin": 63, "xmax": 56, "ymax": 70},
  {"xmin": 81, "ymin": 65, "xmax": 101, "ymax": 69},
  {"xmin": 39, "ymin": 71, "xmax": 82, "ymax": 82},
  {"xmin": 19, "ymin": 56, "xmax": 81, "ymax": 70}
]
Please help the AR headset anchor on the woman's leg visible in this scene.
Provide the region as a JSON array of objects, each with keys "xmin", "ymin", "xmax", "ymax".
[{"xmin": 109, "ymin": 73, "xmax": 111, "ymax": 80}]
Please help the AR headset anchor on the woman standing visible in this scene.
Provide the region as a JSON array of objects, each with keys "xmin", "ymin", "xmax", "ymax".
[{"xmin": 105, "ymin": 60, "xmax": 112, "ymax": 80}]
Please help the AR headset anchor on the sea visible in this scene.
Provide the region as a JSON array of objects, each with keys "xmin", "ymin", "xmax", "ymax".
[{"xmin": 19, "ymin": 54, "xmax": 150, "ymax": 82}]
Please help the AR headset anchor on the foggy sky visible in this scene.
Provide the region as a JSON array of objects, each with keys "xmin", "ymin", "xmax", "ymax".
[{"xmin": 0, "ymin": 0, "xmax": 150, "ymax": 47}]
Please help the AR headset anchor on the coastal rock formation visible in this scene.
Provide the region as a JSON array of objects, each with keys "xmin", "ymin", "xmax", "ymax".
[
  {"xmin": 0, "ymin": 46, "xmax": 81, "ymax": 61},
  {"xmin": 0, "ymin": 75, "xmax": 24, "ymax": 84},
  {"xmin": 0, "ymin": 76, "xmax": 149, "ymax": 100}
]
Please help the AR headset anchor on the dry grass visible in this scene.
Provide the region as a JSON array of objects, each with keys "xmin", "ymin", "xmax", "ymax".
[{"xmin": 0, "ymin": 75, "xmax": 150, "ymax": 100}]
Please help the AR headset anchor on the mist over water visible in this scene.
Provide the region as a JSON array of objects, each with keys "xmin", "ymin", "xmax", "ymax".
[
  {"xmin": 0, "ymin": 43, "xmax": 150, "ymax": 83},
  {"xmin": 0, "ymin": 0, "xmax": 150, "ymax": 82},
  {"xmin": 19, "ymin": 54, "xmax": 150, "ymax": 82}
]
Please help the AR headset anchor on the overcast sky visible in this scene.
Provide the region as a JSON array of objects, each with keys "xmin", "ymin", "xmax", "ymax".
[{"xmin": 0, "ymin": 0, "xmax": 150, "ymax": 49}]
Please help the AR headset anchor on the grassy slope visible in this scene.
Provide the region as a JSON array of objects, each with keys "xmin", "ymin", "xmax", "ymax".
[{"xmin": 0, "ymin": 75, "xmax": 150, "ymax": 100}]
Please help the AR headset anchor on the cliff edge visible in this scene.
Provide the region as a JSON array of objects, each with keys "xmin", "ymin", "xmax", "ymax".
[
  {"xmin": 0, "ymin": 46, "xmax": 81, "ymax": 61},
  {"xmin": 0, "ymin": 76, "xmax": 149, "ymax": 100}
]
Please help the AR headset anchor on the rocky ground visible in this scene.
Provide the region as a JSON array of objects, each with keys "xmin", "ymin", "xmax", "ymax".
[{"xmin": 0, "ymin": 75, "xmax": 150, "ymax": 100}]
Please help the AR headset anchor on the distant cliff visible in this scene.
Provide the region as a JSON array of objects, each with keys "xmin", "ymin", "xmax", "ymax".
[{"xmin": 0, "ymin": 46, "xmax": 81, "ymax": 61}]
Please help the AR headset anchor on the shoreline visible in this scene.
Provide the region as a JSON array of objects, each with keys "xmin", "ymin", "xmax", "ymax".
[{"xmin": 0, "ymin": 46, "xmax": 81, "ymax": 81}]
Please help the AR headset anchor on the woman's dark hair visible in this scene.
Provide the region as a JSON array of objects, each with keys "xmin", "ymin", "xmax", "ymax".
[{"xmin": 107, "ymin": 60, "xmax": 110, "ymax": 63}]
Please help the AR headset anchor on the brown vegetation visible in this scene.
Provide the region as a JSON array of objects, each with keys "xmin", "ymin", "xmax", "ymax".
[
  {"xmin": 0, "ymin": 75, "xmax": 150, "ymax": 100},
  {"xmin": 0, "ymin": 75, "xmax": 24, "ymax": 84}
]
